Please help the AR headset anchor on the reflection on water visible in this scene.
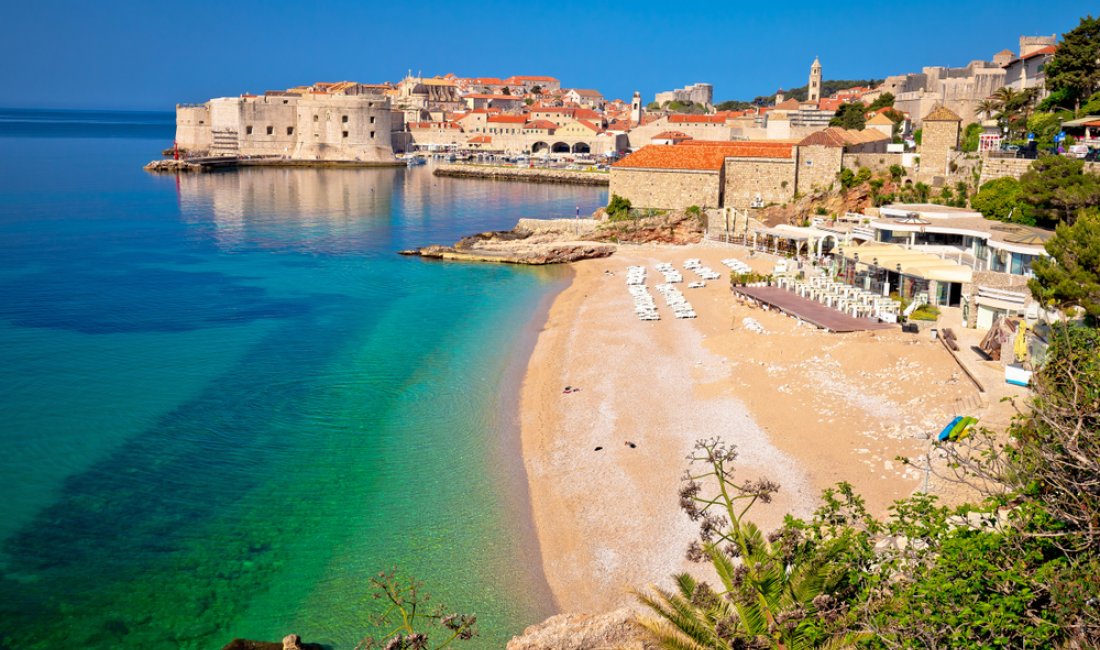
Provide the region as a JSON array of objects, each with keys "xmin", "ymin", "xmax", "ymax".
[{"xmin": 172, "ymin": 165, "xmax": 601, "ymax": 256}]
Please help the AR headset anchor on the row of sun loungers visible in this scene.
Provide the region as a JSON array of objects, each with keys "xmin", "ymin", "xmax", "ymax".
[
  {"xmin": 684, "ymin": 258, "xmax": 721, "ymax": 281},
  {"xmin": 655, "ymin": 282, "xmax": 697, "ymax": 319},
  {"xmin": 654, "ymin": 263, "xmax": 683, "ymax": 284},
  {"xmin": 626, "ymin": 266, "xmax": 659, "ymax": 320},
  {"xmin": 775, "ymin": 275, "xmax": 900, "ymax": 321},
  {"xmin": 626, "ymin": 265, "xmax": 646, "ymax": 286},
  {"xmin": 625, "ymin": 263, "xmax": 701, "ymax": 320},
  {"xmin": 721, "ymin": 258, "xmax": 753, "ymax": 275}
]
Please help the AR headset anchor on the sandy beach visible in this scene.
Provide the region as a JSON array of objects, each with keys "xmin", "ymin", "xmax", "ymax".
[{"xmin": 520, "ymin": 243, "xmax": 983, "ymax": 613}]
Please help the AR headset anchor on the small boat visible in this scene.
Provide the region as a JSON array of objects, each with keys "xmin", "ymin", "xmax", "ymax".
[{"xmin": 406, "ymin": 156, "xmax": 427, "ymax": 167}]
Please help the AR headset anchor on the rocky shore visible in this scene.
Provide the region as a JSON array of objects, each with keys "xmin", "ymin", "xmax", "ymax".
[
  {"xmin": 400, "ymin": 210, "xmax": 706, "ymax": 265},
  {"xmin": 144, "ymin": 159, "xmax": 205, "ymax": 173},
  {"xmin": 433, "ymin": 163, "xmax": 610, "ymax": 186}
]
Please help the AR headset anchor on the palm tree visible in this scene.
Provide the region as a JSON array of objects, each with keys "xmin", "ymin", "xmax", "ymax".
[{"xmin": 976, "ymin": 98, "xmax": 999, "ymax": 121}]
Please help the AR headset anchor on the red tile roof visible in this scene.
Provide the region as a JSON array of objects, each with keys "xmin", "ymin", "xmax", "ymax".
[
  {"xmin": 669, "ymin": 114, "xmax": 727, "ymax": 124},
  {"xmin": 1021, "ymin": 45, "xmax": 1057, "ymax": 60},
  {"xmin": 568, "ymin": 88, "xmax": 604, "ymax": 98},
  {"xmin": 652, "ymin": 131, "xmax": 693, "ymax": 141},
  {"xmin": 614, "ymin": 141, "xmax": 793, "ymax": 171},
  {"xmin": 798, "ymin": 127, "xmax": 889, "ymax": 147},
  {"xmin": 574, "ymin": 108, "xmax": 602, "ymax": 120},
  {"xmin": 467, "ymin": 135, "xmax": 492, "ymax": 143},
  {"xmin": 506, "ymin": 75, "xmax": 560, "ymax": 83},
  {"xmin": 524, "ymin": 120, "xmax": 558, "ymax": 130},
  {"xmin": 487, "ymin": 114, "xmax": 528, "ymax": 123},
  {"xmin": 465, "ymin": 93, "xmax": 521, "ymax": 100}
]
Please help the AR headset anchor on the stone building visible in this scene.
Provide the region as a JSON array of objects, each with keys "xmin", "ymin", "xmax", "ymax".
[
  {"xmin": 610, "ymin": 128, "xmax": 890, "ymax": 210},
  {"xmin": 917, "ymin": 105, "xmax": 961, "ymax": 183},
  {"xmin": 1002, "ymin": 36, "xmax": 1058, "ymax": 96},
  {"xmin": 176, "ymin": 86, "xmax": 397, "ymax": 163}
]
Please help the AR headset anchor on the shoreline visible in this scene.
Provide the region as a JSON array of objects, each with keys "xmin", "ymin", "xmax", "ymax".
[
  {"xmin": 489, "ymin": 265, "xmax": 576, "ymax": 623},
  {"xmin": 518, "ymin": 243, "xmax": 983, "ymax": 613}
]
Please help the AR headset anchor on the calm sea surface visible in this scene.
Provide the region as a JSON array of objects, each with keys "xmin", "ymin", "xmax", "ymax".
[{"xmin": 0, "ymin": 108, "xmax": 607, "ymax": 649}]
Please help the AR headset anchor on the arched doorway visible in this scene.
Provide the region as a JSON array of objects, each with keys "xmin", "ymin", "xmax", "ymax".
[
  {"xmin": 551, "ymin": 142, "xmax": 570, "ymax": 153},
  {"xmin": 531, "ymin": 141, "xmax": 549, "ymax": 153},
  {"xmin": 571, "ymin": 142, "xmax": 591, "ymax": 154}
]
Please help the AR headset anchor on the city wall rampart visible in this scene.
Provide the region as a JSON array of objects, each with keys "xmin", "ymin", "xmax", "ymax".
[{"xmin": 434, "ymin": 164, "xmax": 610, "ymax": 186}]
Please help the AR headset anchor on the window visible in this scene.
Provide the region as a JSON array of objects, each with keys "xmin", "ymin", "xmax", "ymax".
[
  {"xmin": 246, "ymin": 125, "xmax": 253, "ymax": 135},
  {"xmin": 287, "ymin": 126, "xmax": 294, "ymax": 136},
  {"xmin": 370, "ymin": 131, "xmax": 375, "ymax": 139},
  {"xmin": 313, "ymin": 115, "xmax": 319, "ymax": 123},
  {"xmin": 370, "ymin": 116, "xmax": 376, "ymax": 124},
  {"xmin": 283, "ymin": 100, "xmax": 288, "ymax": 104},
  {"xmin": 266, "ymin": 126, "xmax": 274, "ymax": 135},
  {"xmin": 342, "ymin": 115, "xmax": 348, "ymax": 123},
  {"xmin": 342, "ymin": 130, "xmax": 349, "ymax": 138},
  {"xmin": 199, "ymin": 120, "xmax": 205, "ymax": 125}
]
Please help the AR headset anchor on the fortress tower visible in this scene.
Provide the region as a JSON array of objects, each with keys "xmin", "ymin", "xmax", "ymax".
[
  {"xmin": 631, "ymin": 91, "xmax": 642, "ymax": 125},
  {"xmin": 808, "ymin": 57, "xmax": 822, "ymax": 104}
]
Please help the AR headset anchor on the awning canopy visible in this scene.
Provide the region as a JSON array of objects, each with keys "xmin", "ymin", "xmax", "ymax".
[
  {"xmin": 753, "ymin": 225, "xmax": 835, "ymax": 242},
  {"xmin": 840, "ymin": 243, "xmax": 973, "ymax": 284}
]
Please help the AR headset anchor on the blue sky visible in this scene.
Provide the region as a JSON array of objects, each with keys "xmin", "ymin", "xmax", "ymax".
[{"xmin": 0, "ymin": 1, "xmax": 1089, "ymax": 110}]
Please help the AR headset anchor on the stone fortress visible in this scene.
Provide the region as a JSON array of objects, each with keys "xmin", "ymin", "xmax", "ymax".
[
  {"xmin": 175, "ymin": 82, "xmax": 397, "ymax": 164},
  {"xmin": 885, "ymin": 35, "xmax": 1057, "ymax": 125},
  {"xmin": 654, "ymin": 82, "xmax": 714, "ymax": 108}
]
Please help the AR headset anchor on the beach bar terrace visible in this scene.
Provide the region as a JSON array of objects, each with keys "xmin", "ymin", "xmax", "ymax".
[{"xmin": 835, "ymin": 242, "xmax": 972, "ymax": 307}]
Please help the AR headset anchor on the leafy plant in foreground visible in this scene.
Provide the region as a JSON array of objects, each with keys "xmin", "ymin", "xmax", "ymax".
[
  {"xmin": 356, "ymin": 570, "xmax": 477, "ymax": 650},
  {"xmin": 635, "ymin": 439, "xmax": 868, "ymax": 649}
]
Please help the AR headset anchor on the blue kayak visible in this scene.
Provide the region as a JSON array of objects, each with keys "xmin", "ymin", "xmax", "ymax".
[{"xmin": 937, "ymin": 416, "xmax": 963, "ymax": 441}]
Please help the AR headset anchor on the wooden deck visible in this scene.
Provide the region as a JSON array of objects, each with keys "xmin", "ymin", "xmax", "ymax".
[{"xmin": 732, "ymin": 286, "xmax": 896, "ymax": 333}]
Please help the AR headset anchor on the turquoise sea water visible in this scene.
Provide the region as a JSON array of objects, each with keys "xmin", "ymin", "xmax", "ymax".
[{"xmin": 0, "ymin": 109, "xmax": 607, "ymax": 649}]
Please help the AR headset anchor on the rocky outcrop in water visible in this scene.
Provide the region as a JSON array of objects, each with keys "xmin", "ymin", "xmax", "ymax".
[
  {"xmin": 400, "ymin": 219, "xmax": 615, "ymax": 265},
  {"xmin": 507, "ymin": 608, "xmax": 658, "ymax": 650},
  {"xmin": 144, "ymin": 159, "xmax": 204, "ymax": 173}
]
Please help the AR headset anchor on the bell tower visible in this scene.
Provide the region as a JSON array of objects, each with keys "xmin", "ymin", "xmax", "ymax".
[
  {"xmin": 808, "ymin": 57, "xmax": 822, "ymax": 104},
  {"xmin": 631, "ymin": 91, "xmax": 642, "ymax": 125}
]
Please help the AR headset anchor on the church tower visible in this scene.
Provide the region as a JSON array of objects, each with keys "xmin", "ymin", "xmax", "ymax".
[
  {"xmin": 630, "ymin": 91, "xmax": 642, "ymax": 125},
  {"xmin": 775, "ymin": 88, "xmax": 785, "ymax": 105},
  {"xmin": 808, "ymin": 57, "xmax": 822, "ymax": 104}
]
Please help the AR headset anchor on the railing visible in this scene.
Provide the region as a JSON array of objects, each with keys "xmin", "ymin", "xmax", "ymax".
[
  {"xmin": 977, "ymin": 287, "xmax": 1027, "ymax": 306},
  {"xmin": 851, "ymin": 226, "xmax": 875, "ymax": 239}
]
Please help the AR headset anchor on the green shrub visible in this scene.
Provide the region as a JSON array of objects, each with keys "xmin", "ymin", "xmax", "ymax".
[{"xmin": 606, "ymin": 194, "xmax": 632, "ymax": 221}]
